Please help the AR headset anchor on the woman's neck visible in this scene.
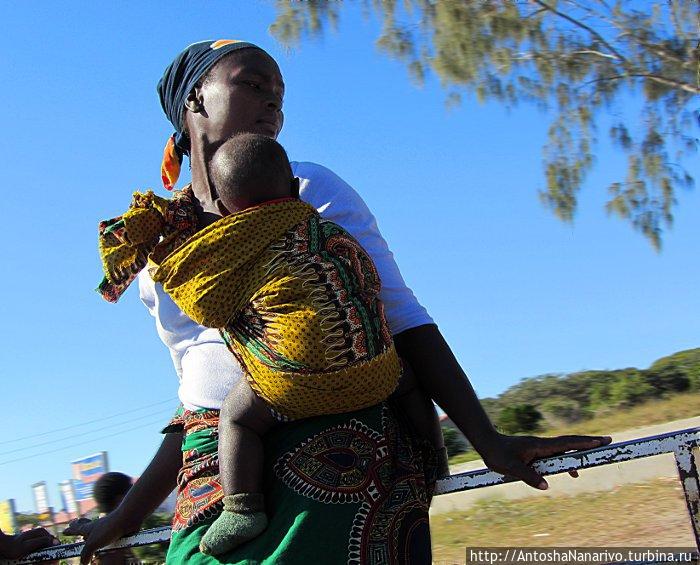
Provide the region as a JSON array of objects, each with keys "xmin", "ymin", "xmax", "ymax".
[{"xmin": 189, "ymin": 137, "xmax": 224, "ymax": 229}]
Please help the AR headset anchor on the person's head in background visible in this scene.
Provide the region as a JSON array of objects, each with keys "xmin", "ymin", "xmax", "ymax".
[
  {"xmin": 209, "ymin": 133, "xmax": 299, "ymax": 215},
  {"xmin": 92, "ymin": 472, "xmax": 133, "ymax": 515}
]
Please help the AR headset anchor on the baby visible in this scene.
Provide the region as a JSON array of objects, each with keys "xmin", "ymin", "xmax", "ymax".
[{"xmin": 153, "ymin": 133, "xmax": 445, "ymax": 555}]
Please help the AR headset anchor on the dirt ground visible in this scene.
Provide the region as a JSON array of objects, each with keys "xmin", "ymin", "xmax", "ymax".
[{"xmin": 430, "ymin": 477, "xmax": 698, "ymax": 564}]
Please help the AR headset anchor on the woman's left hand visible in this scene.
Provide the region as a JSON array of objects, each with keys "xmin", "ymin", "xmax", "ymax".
[
  {"xmin": 64, "ymin": 510, "xmax": 140, "ymax": 564},
  {"xmin": 478, "ymin": 432, "xmax": 612, "ymax": 489}
]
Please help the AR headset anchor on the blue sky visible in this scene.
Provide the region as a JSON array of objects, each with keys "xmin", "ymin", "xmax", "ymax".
[{"xmin": 1, "ymin": 1, "xmax": 698, "ymax": 513}]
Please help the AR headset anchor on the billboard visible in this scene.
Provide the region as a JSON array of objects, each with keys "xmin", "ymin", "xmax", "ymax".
[
  {"xmin": 31, "ymin": 481, "xmax": 50, "ymax": 514},
  {"xmin": 59, "ymin": 480, "xmax": 78, "ymax": 513},
  {"xmin": 0, "ymin": 499, "xmax": 17, "ymax": 534},
  {"xmin": 71, "ymin": 452, "xmax": 108, "ymax": 501}
]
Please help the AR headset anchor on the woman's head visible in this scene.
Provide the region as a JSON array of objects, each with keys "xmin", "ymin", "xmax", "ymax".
[
  {"xmin": 158, "ymin": 40, "xmax": 285, "ymax": 190},
  {"xmin": 183, "ymin": 48, "xmax": 285, "ymax": 150}
]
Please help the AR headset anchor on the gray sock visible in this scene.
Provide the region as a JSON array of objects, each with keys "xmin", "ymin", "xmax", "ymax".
[{"xmin": 199, "ymin": 493, "xmax": 268, "ymax": 556}]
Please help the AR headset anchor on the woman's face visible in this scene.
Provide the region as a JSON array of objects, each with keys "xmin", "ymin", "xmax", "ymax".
[{"xmin": 187, "ymin": 49, "xmax": 285, "ymax": 148}]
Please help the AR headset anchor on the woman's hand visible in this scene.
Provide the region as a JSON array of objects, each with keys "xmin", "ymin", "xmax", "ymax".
[
  {"xmin": 478, "ymin": 432, "xmax": 612, "ymax": 489},
  {"xmin": 64, "ymin": 511, "xmax": 140, "ymax": 565},
  {"xmin": 0, "ymin": 527, "xmax": 59, "ymax": 559},
  {"xmin": 63, "ymin": 432, "xmax": 182, "ymax": 563}
]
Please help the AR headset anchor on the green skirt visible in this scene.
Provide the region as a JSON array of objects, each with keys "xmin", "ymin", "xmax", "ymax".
[{"xmin": 164, "ymin": 402, "xmax": 437, "ymax": 564}]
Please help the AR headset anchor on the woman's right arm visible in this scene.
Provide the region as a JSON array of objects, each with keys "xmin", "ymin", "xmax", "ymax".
[
  {"xmin": 66, "ymin": 431, "xmax": 182, "ymax": 564},
  {"xmin": 111, "ymin": 431, "xmax": 182, "ymax": 530}
]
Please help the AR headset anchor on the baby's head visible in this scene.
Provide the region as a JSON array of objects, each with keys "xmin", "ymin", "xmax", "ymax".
[{"xmin": 210, "ymin": 133, "xmax": 298, "ymax": 214}]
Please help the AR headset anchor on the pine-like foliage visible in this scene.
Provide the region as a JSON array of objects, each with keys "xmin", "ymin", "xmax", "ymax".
[{"xmin": 270, "ymin": 0, "xmax": 699, "ymax": 249}]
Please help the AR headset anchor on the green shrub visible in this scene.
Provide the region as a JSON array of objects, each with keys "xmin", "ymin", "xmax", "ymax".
[
  {"xmin": 497, "ymin": 404, "xmax": 542, "ymax": 434},
  {"xmin": 539, "ymin": 397, "xmax": 586, "ymax": 424},
  {"xmin": 442, "ymin": 426, "xmax": 469, "ymax": 457}
]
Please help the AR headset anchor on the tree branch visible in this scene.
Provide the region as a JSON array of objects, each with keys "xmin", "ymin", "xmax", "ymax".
[
  {"xmin": 533, "ymin": 0, "xmax": 630, "ymax": 64},
  {"xmin": 577, "ymin": 73, "xmax": 700, "ymax": 94},
  {"xmin": 523, "ymin": 6, "xmax": 548, "ymax": 19},
  {"xmin": 572, "ymin": 49, "xmax": 617, "ymax": 59},
  {"xmin": 615, "ymin": 31, "xmax": 693, "ymax": 68},
  {"xmin": 635, "ymin": 73, "xmax": 700, "ymax": 94}
]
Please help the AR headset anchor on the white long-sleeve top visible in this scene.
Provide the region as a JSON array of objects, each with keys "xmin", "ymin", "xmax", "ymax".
[{"xmin": 138, "ymin": 161, "xmax": 433, "ymax": 410}]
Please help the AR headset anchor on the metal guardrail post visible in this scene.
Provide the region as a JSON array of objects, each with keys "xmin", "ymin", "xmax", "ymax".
[
  {"xmin": 4, "ymin": 526, "xmax": 172, "ymax": 564},
  {"xmin": 435, "ymin": 427, "xmax": 700, "ymax": 496},
  {"xmin": 5, "ymin": 427, "xmax": 700, "ymax": 563},
  {"xmin": 674, "ymin": 444, "xmax": 700, "ymax": 550}
]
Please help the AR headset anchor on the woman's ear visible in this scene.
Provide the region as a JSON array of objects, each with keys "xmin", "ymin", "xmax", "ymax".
[{"xmin": 184, "ymin": 88, "xmax": 204, "ymax": 114}]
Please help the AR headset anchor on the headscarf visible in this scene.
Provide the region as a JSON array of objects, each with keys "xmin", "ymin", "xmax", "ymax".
[{"xmin": 157, "ymin": 39, "xmax": 269, "ymax": 189}]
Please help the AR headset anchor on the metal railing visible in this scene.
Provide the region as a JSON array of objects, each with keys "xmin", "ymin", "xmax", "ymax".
[{"xmin": 7, "ymin": 427, "xmax": 699, "ymax": 564}]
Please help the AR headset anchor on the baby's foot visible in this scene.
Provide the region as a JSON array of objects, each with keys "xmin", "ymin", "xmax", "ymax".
[{"xmin": 199, "ymin": 493, "xmax": 268, "ymax": 555}]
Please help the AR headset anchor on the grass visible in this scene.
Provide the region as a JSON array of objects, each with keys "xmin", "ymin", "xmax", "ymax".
[
  {"xmin": 431, "ymin": 477, "xmax": 697, "ymax": 564},
  {"xmin": 448, "ymin": 391, "xmax": 700, "ymax": 465},
  {"xmin": 543, "ymin": 391, "xmax": 700, "ymax": 437},
  {"xmin": 447, "ymin": 450, "xmax": 482, "ymax": 465}
]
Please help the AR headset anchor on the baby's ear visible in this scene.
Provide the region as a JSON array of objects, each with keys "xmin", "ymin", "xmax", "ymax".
[{"xmin": 290, "ymin": 177, "xmax": 300, "ymax": 198}]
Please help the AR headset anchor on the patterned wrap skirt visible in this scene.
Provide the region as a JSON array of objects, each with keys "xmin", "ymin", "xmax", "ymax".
[{"xmin": 163, "ymin": 402, "xmax": 437, "ymax": 564}]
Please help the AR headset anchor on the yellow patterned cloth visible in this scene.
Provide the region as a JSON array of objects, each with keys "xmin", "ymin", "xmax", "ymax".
[
  {"xmin": 97, "ymin": 188, "xmax": 197, "ymax": 302},
  {"xmin": 153, "ymin": 199, "xmax": 401, "ymax": 420}
]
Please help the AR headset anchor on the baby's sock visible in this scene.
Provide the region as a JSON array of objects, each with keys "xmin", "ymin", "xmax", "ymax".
[{"xmin": 199, "ymin": 493, "xmax": 268, "ymax": 556}]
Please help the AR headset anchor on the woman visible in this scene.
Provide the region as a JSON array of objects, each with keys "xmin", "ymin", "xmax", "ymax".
[{"xmin": 70, "ymin": 40, "xmax": 610, "ymax": 564}]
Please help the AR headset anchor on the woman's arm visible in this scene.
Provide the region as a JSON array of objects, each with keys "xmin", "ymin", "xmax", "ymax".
[
  {"xmin": 295, "ymin": 163, "xmax": 611, "ymax": 486},
  {"xmin": 113, "ymin": 431, "xmax": 183, "ymax": 528},
  {"xmin": 393, "ymin": 325, "xmax": 499, "ymax": 452},
  {"xmin": 66, "ymin": 432, "xmax": 183, "ymax": 564},
  {"xmin": 394, "ymin": 325, "xmax": 610, "ymax": 488}
]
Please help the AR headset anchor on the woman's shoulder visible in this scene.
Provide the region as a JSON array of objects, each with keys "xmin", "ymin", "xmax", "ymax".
[
  {"xmin": 291, "ymin": 161, "xmax": 344, "ymax": 185},
  {"xmin": 290, "ymin": 161, "xmax": 365, "ymax": 212}
]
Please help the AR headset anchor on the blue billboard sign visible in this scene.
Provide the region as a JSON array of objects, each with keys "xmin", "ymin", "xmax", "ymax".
[{"xmin": 71, "ymin": 452, "xmax": 109, "ymax": 501}]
